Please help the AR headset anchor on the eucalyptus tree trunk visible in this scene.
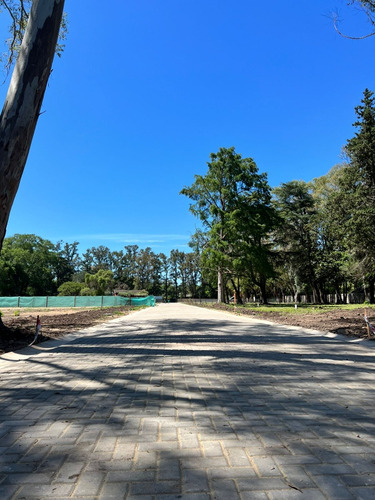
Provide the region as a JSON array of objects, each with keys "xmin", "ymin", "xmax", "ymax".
[
  {"xmin": 217, "ymin": 268, "xmax": 224, "ymax": 303},
  {"xmin": 0, "ymin": 0, "xmax": 65, "ymax": 251}
]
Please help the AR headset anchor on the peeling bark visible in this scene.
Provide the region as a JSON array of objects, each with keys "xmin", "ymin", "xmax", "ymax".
[{"xmin": 0, "ymin": 0, "xmax": 65, "ymax": 250}]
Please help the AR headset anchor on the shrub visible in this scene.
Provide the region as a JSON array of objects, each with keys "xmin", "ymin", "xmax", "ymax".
[{"xmin": 58, "ymin": 281, "xmax": 84, "ymax": 296}]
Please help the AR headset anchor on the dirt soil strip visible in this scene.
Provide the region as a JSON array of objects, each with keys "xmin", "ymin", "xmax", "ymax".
[
  {"xmin": 196, "ymin": 303, "xmax": 375, "ymax": 340},
  {"xmin": 0, "ymin": 306, "xmax": 135, "ymax": 354}
]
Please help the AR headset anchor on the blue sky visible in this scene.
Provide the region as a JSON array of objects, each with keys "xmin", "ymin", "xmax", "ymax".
[{"xmin": 1, "ymin": 0, "xmax": 375, "ymax": 255}]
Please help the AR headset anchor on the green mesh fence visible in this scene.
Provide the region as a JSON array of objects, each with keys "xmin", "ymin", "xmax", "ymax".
[{"xmin": 0, "ymin": 295, "xmax": 155, "ymax": 308}]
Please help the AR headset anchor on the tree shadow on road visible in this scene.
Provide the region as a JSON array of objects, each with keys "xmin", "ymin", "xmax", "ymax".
[{"xmin": 1, "ymin": 316, "xmax": 375, "ymax": 498}]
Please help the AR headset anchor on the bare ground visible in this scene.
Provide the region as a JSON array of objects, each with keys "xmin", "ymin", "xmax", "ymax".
[
  {"xmin": 0, "ymin": 306, "xmax": 135, "ymax": 354},
  {"xmin": 0, "ymin": 303, "xmax": 374, "ymax": 355},
  {"xmin": 200, "ymin": 303, "xmax": 375, "ymax": 340}
]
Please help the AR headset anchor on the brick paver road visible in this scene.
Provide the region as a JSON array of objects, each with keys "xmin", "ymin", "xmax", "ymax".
[{"xmin": 1, "ymin": 303, "xmax": 375, "ymax": 499}]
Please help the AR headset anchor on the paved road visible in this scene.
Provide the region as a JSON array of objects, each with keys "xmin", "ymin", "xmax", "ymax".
[{"xmin": 1, "ymin": 303, "xmax": 375, "ymax": 499}]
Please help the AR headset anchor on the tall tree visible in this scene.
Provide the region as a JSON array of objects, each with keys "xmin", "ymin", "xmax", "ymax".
[
  {"xmin": 159, "ymin": 253, "xmax": 170, "ymax": 301},
  {"xmin": 134, "ymin": 247, "xmax": 158, "ymax": 292},
  {"xmin": 310, "ymin": 166, "xmax": 351, "ymax": 303},
  {"xmin": 82, "ymin": 246, "xmax": 112, "ymax": 273},
  {"xmin": 273, "ymin": 181, "xmax": 321, "ymax": 302},
  {"xmin": 0, "ymin": 0, "xmax": 65, "ymax": 250},
  {"xmin": 0, "ymin": 233, "xmax": 69, "ymax": 295},
  {"xmin": 54, "ymin": 240, "xmax": 81, "ymax": 286},
  {"xmin": 336, "ymin": 89, "xmax": 375, "ymax": 301},
  {"xmin": 181, "ymin": 147, "xmax": 275, "ymax": 303},
  {"xmin": 169, "ymin": 249, "xmax": 181, "ymax": 300}
]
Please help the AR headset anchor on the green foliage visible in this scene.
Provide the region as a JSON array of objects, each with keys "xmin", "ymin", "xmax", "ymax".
[
  {"xmin": 80, "ymin": 287, "xmax": 94, "ymax": 296},
  {"xmin": 0, "ymin": 234, "xmax": 73, "ymax": 296},
  {"xmin": 82, "ymin": 245, "xmax": 112, "ymax": 273},
  {"xmin": 335, "ymin": 89, "xmax": 375, "ymax": 297},
  {"xmin": 0, "ymin": 0, "xmax": 68, "ymax": 73},
  {"xmin": 181, "ymin": 146, "xmax": 277, "ymax": 303},
  {"xmin": 57, "ymin": 281, "xmax": 84, "ymax": 296},
  {"xmin": 84, "ymin": 269, "xmax": 114, "ymax": 296},
  {"xmin": 273, "ymin": 180, "xmax": 320, "ymax": 299},
  {"xmin": 346, "ymin": 88, "xmax": 375, "ymax": 188}
]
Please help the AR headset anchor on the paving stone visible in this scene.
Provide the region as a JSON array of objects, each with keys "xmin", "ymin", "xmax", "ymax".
[
  {"xmin": 237, "ymin": 477, "xmax": 288, "ymax": 491},
  {"xmin": 341, "ymin": 474, "xmax": 375, "ymax": 487},
  {"xmin": 182, "ymin": 468, "xmax": 209, "ymax": 492},
  {"xmin": 278, "ymin": 464, "xmax": 318, "ymax": 489},
  {"xmin": 268, "ymin": 489, "xmax": 326, "ymax": 499},
  {"xmin": 349, "ymin": 486, "xmax": 375, "ymax": 499},
  {"xmin": 106, "ymin": 470, "xmax": 156, "ymax": 482},
  {"xmin": 239, "ymin": 492, "xmax": 269, "ymax": 500},
  {"xmin": 208, "ymin": 467, "xmax": 256, "ymax": 479},
  {"xmin": 211, "ymin": 478, "xmax": 240, "ymax": 499},
  {"xmin": 98, "ymin": 481, "xmax": 129, "ymax": 498},
  {"xmin": 54, "ymin": 461, "xmax": 85, "ymax": 482},
  {"xmin": 72, "ymin": 471, "xmax": 105, "ymax": 496},
  {"xmin": 0, "ymin": 484, "xmax": 21, "ymax": 499},
  {"xmin": 158, "ymin": 458, "xmax": 181, "ymax": 481},
  {"xmin": 202, "ymin": 441, "xmax": 224, "ymax": 457},
  {"xmin": 305, "ymin": 462, "xmax": 357, "ymax": 476},
  {"xmin": 311, "ymin": 474, "xmax": 356, "ymax": 499},
  {"xmin": 2, "ymin": 472, "xmax": 54, "ymax": 484},
  {"xmin": 15, "ymin": 482, "xmax": 74, "ymax": 498},
  {"xmin": 130, "ymin": 480, "xmax": 181, "ymax": 495},
  {"xmin": 251, "ymin": 456, "xmax": 282, "ymax": 477},
  {"xmin": 226, "ymin": 447, "xmax": 252, "ymax": 467},
  {"xmin": 180, "ymin": 457, "xmax": 228, "ymax": 469},
  {"xmin": 157, "ymin": 495, "xmax": 210, "ymax": 500}
]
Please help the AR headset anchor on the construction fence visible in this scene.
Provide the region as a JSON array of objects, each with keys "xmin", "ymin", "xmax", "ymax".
[{"xmin": 0, "ymin": 295, "xmax": 155, "ymax": 308}]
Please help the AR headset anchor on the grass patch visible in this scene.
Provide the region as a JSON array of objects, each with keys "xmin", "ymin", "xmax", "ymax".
[{"xmin": 209, "ymin": 302, "xmax": 375, "ymax": 316}]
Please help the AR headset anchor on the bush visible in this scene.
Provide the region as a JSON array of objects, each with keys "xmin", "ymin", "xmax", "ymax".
[
  {"xmin": 84, "ymin": 269, "xmax": 114, "ymax": 296},
  {"xmin": 58, "ymin": 281, "xmax": 84, "ymax": 296},
  {"xmin": 80, "ymin": 287, "xmax": 94, "ymax": 296}
]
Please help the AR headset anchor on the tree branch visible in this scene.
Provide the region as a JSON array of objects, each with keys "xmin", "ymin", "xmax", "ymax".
[
  {"xmin": 333, "ymin": 12, "xmax": 375, "ymax": 38},
  {"xmin": 332, "ymin": 3, "xmax": 375, "ymax": 39}
]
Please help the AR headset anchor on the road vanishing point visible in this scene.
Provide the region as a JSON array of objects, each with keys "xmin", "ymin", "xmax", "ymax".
[{"xmin": 0, "ymin": 303, "xmax": 375, "ymax": 499}]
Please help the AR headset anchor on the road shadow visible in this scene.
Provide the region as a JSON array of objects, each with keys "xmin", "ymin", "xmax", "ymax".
[{"xmin": 1, "ymin": 314, "xmax": 375, "ymax": 498}]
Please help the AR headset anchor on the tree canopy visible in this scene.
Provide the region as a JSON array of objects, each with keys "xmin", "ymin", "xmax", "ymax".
[{"xmin": 181, "ymin": 147, "xmax": 277, "ymax": 303}]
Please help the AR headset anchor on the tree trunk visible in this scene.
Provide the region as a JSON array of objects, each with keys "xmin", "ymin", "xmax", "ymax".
[
  {"xmin": 230, "ymin": 278, "xmax": 243, "ymax": 305},
  {"xmin": 312, "ymin": 284, "xmax": 322, "ymax": 304},
  {"xmin": 335, "ymin": 283, "xmax": 343, "ymax": 304},
  {"xmin": 259, "ymin": 276, "xmax": 268, "ymax": 305},
  {"xmin": 217, "ymin": 268, "xmax": 224, "ymax": 303},
  {"xmin": 164, "ymin": 277, "xmax": 168, "ymax": 302},
  {"xmin": 0, "ymin": 0, "xmax": 65, "ymax": 250}
]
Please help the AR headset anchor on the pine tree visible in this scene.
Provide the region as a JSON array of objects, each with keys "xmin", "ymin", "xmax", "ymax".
[{"xmin": 338, "ymin": 89, "xmax": 375, "ymax": 301}]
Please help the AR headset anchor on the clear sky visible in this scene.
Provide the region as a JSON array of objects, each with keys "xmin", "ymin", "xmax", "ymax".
[{"xmin": 1, "ymin": 0, "xmax": 375, "ymax": 255}]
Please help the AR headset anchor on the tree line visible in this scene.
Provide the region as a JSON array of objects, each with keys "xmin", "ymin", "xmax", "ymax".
[
  {"xmin": 181, "ymin": 88, "xmax": 375, "ymax": 304},
  {"xmin": 1, "ymin": 88, "xmax": 374, "ymax": 304},
  {"xmin": 0, "ymin": 235, "xmax": 203, "ymax": 300}
]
